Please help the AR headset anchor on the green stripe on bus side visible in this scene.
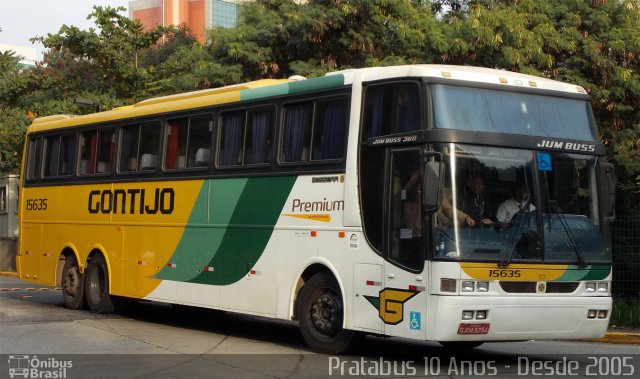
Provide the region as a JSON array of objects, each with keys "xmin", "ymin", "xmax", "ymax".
[
  {"xmin": 557, "ymin": 265, "xmax": 611, "ymax": 281},
  {"xmin": 288, "ymin": 74, "xmax": 345, "ymax": 94},
  {"xmin": 189, "ymin": 176, "xmax": 296, "ymax": 285},
  {"xmin": 240, "ymin": 74, "xmax": 345, "ymax": 101},
  {"xmin": 210, "ymin": 178, "xmax": 249, "ymax": 224},
  {"xmin": 155, "ymin": 179, "xmax": 249, "ymax": 281}
]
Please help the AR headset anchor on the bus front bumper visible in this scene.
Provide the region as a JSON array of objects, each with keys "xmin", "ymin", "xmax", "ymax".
[{"xmin": 429, "ymin": 295, "xmax": 611, "ymax": 342}]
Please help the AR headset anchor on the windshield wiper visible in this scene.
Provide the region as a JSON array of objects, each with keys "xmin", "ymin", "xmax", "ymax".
[
  {"xmin": 498, "ymin": 198, "xmax": 532, "ymax": 267},
  {"xmin": 548, "ymin": 201, "xmax": 587, "ymax": 268}
]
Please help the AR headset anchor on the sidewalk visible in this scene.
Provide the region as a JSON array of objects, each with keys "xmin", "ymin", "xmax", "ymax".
[{"xmin": 1, "ymin": 270, "xmax": 638, "ymax": 344}]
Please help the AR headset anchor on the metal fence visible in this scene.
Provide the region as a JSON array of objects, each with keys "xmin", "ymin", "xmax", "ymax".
[{"xmin": 611, "ymin": 215, "xmax": 640, "ymax": 299}]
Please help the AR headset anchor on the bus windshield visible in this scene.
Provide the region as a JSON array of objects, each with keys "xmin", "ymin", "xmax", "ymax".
[
  {"xmin": 434, "ymin": 144, "xmax": 609, "ymax": 264},
  {"xmin": 432, "ymin": 84, "xmax": 599, "ymax": 141}
]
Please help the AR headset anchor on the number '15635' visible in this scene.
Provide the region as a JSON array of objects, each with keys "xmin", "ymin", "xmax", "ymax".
[
  {"xmin": 26, "ymin": 198, "xmax": 47, "ymax": 211},
  {"xmin": 488, "ymin": 269, "xmax": 521, "ymax": 278}
]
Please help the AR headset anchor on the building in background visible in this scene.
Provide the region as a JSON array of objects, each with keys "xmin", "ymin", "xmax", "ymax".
[
  {"xmin": 129, "ymin": 0, "xmax": 241, "ymax": 43},
  {"xmin": 0, "ymin": 43, "xmax": 37, "ymax": 68}
]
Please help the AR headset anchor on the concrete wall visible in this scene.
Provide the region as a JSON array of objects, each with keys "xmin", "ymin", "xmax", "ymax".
[
  {"xmin": 0, "ymin": 175, "xmax": 19, "ymax": 272},
  {"xmin": 0, "ymin": 175, "xmax": 19, "ymax": 238}
]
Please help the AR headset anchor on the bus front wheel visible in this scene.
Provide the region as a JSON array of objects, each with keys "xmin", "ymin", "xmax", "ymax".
[
  {"xmin": 84, "ymin": 254, "xmax": 115, "ymax": 314},
  {"xmin": 296, "ymin": 271, "xmax": 359, "ymax": 354},
  {"xmin": 61, "ymin": 255, "xmax": 85, "ymax": 310}
]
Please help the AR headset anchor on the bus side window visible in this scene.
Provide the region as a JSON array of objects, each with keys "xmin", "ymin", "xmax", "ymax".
[
  {"xmin": 282, "ymin": 102, "xmax": 312, "ymax": 163},
  {"xmin": 139, "ymin": 123, "xmax": 159, "ymax": 171},
  {"xmin": 219, "ymin": 111, "xmax": 246, "ymax": 167},
  {"xmin": 120, "ymin": 125, "xmax": 139, "ymax": 172},
  {"xmin": 244, "ymin": 108, "xmax": 274, "ymax": 165},
  {"xmin": 164, "ymin": 116, "xmax": 212, "ymax": 170},
  {"xmin": 362, "ymin": 82, "xmax": 422, "ymax": 139},
  {"xmin": 188, "ymin": 116, "xmax": 213, "ymax": 168},
  {"xmin": 312, "ymin": 98, "xmax": 347, "ymax": 161},
  {"xmin": 26, "ymin": 138, "xmax": 42, "ymax": 180},
  {"xmin": 79, "ymin": 131, "xmax": 97, "ymax": 175},
  {"xmin": 119, "ymin": 122, "xmax": 160, "ymax": 173},
  {"xmin": 58, "ymin": 134, "xmax": 76, "ymax": 176},
  {"xmin": 42, "ymin": 136, "xmax": 60, "ymax": 178},
  {"xmin": 165, "ymin": 119, "xmax": 188, "ymax": 170},
  {"xmin": 96, "ymin": 129, "xmax": 115, "ymax": 174}
]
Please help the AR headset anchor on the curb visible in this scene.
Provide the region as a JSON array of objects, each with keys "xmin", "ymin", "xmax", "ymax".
[
  {"xmin": 0, "ymin": 271, "xmax": 18, "ymax": 277},
  {"xmin": 589, "ymin": 332, "xmax": 640, "ymax": 345}
]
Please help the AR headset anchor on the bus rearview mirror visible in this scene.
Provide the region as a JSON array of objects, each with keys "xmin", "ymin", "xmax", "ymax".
[
  {"xmin": 423, "ymin": 159, "xmax": 444, "ymax": 213},
  {"xmin": 600, "ymin": 162, "xmax": 616, "ymax": 221}
]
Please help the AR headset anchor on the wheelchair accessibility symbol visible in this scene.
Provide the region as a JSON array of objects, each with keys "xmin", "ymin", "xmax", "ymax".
[
  {"xmin": 536, "ymin": 152, "xmax": 552, "ymax": 171},
  {"xmin": 409, "ymin": 311, "xmax": 421, "ymax": 330}
]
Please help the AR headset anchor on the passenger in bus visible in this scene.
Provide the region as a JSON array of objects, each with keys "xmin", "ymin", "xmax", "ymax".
[
  {"xmin": 458, "ymin": 174, "xmax": 494, "ymax": 227},
  {"xmin": 404, "ymin": 170, "xmax": 484, "ymax": 230},
  {"xmin": 496, "ymin": 182, "xmax": 536, "ymax": 230},
  {"xmin": 435, "ymin": 190, "xmax": 467, "ymax": 228},
  {"xmin": 403, "ymin": 169, "xmax": 467, "ymax": 229}
]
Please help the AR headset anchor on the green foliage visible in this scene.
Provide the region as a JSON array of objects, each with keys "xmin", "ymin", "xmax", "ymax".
[
  {"xmin": 611, "ymin": 298, "xmax": 640, "ymax": 328},
  {"xmin": 32, "ymin": 6, "xmax": 164, "ymax": 99},
  {"xmin": 146, "ymin": 44, "xmax": 242, "ymax": 94},
  {"xmin": 0, "ymin": 50, "xmax": 21, "ymax": 74},
  {"xmin": 142, "ymin": 24, "xmax": 199, "ymax": 68},
  {"xmin": 0, "ymin": 107, "xmax": 28, "ymax": 176},
  {"xmin": 209, "ymin": 0, "xmax": 439, "ymax": 79}
]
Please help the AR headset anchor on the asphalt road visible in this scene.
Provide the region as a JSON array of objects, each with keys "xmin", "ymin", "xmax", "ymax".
[{"xmin": 1, "ymin": 276, "xmax": 638, "ymax": 378}]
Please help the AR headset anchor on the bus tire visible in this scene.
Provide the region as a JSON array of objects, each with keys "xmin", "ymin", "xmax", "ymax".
[
  {"xmin": 296, "ymin": 271, "xmax": 359, "ymax": 354},
  {"xmin": 84, "ymin": 254, "xmax": 115, "ymax": 314},
  {"xmin": 61, "ymin": 255, "xmax": 85, "ymax": 310}
]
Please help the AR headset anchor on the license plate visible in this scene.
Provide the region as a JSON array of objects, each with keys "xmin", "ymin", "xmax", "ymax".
[{"xmin": 457, "ymin": 323, "xmax": 490, "ymax": 335}]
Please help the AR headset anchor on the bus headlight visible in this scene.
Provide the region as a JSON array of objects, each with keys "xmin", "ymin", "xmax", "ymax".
[
  {"xmin": 476, "ymin": 282, "xmax": 489, "ymax": 292},
  {"xmin": 585, "ymin": 283, "xmax": 596, "ymax": 293},
  {"xmin": 462, "ymin": 311, "xmax": 474, "ymax": 320},
  {"xmin": 597, "ymin": 283, "xmax": 608, "ymax": 293},
  {"xmin": 461, "ymin": 281, "xmax": 475, "ymax": 292}
]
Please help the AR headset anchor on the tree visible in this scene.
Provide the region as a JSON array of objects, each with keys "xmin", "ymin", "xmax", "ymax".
[
  {"xmin": 0, "ymin": 107, "xmax": 29, "ymax": 176},
  {"xmin": 32, "ymin": 6, "xmax": 164, "ymax": 100},
  {"xmin": 0, "ymin": 50, "xmax": 20, "ymax": 75},
  {"xmin": 143, "ymin": 24, "xmax": 242, "ymax": 94},
  {"xmin": 209, "ymin": 0, "xmax": 441, "ymax": 79}
]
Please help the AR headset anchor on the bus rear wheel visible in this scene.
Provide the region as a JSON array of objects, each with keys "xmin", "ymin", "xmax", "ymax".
[
  {"xmin": 296, "ymin": 271, "xmax": 359, "ymax": 354},
  {"xmin": 61, "ymin": 255, "xmax": 85, "ymax": 310},
  {"xmin": 84, "ymin": 254, "xmax": 115, "ymax": 314}
]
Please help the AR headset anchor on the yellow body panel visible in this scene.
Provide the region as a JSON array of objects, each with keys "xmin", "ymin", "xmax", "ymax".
[
  {"xmin": 18, "ymin": 180, "xmax": 204, "ymax": 297},
  {"xmin": 27, "ymin": 79, "xmax": 289, "ymax": 134},
  {"xmin": 460, "ymin": 262, "xmax": 569, "ymax": 281}
]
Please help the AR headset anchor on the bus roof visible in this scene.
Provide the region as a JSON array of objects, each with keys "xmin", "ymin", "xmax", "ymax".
[
  {"xmin": 332, "ymin": 64, "xmax": 587, "ymax": 95},
  {"xmin": 28, "ymin": 65, "xmax": 587, "ymax": 134}
]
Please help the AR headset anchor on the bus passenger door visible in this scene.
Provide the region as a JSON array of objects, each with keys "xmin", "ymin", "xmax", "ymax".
[{"xmin": 383, "ymin": 148, "xmax": 428, "ymax": 339}]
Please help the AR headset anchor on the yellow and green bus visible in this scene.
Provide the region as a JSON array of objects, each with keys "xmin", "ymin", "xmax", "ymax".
[{"xmin": 18, "ymin": 65, "xmax": 615, "ymax": 353}]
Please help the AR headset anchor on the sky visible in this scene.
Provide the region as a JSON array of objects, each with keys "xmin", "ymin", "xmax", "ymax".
[{"xmin": 0, "ymin": 0, "xmax": 130, "ymax": 59}]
